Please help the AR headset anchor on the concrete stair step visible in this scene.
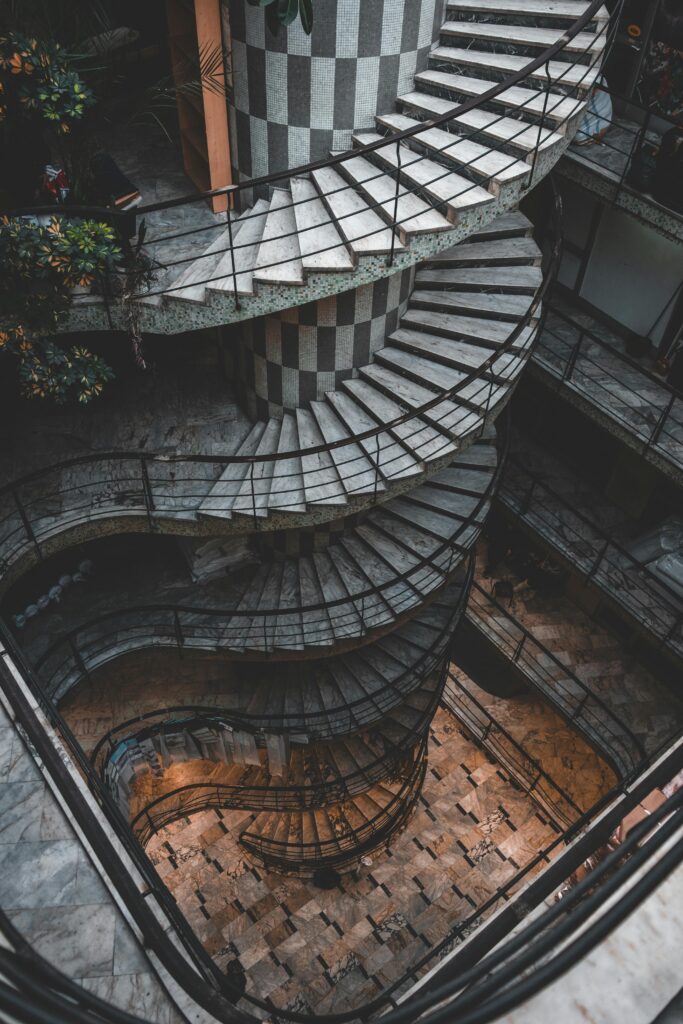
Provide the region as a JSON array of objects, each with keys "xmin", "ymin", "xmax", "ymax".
[
  {"xmin": 253, "ymin": 188, "xmax": 304, "ymax": 287},
  {"xmin": 310, "ymin": 165, "xmax": 403, "ymax": 257},
  {"xmin": 290, "ymin": 176, "xmax": 355, "ymax": 273}
]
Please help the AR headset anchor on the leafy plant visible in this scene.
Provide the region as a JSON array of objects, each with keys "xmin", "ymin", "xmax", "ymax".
[
  {"xmin": 0, "ymin": 31, "xmax": 95, "ymax": 132},
  {"xmin": 247, "ymin": 0, "xmax": 314, "ymax": 36},
  {"xmin": 0, "ymin": 215, "xmax": 120, "ymax": 402}
]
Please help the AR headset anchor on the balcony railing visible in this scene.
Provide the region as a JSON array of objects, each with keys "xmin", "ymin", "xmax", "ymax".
[
  {"xmin": 534, "ymin": 300, "xmax": 683, "ymax": 474},
  {"xmin": 498, "ymin": 455, "xmax": 683, "ymax": 659},
  {"xmin": 442, "ymin": 672, "xmax": 586, "ymax": 829},
  {"xmin": 464, "ymin": 580, "xmax": 645, "ymax": 776},
  {"xmin": 1, "ymin": 610, "xmax": 682, "ymax": 1024}
]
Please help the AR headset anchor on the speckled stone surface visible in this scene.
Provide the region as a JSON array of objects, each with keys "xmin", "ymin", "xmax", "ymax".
[{"xmin": 558, "ymin": 121, "xmax": 683, "ymax": 243}]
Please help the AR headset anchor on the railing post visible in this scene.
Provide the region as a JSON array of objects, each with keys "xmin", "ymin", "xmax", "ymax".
[
  {"xmin": 12, "ymin": 488, "xmax": 42, "ymax": 560},
  {"xmin": 248, "ymin": 463, "xmax": 257, "ymax": 528},
  {"xmin": 225, "ymin": 190, "xmax": 241, "ymax": 312},
  {"xmin": 521, "ymin": 477, "xmax": 536, "ymax": 515},
  {"xmin": 587, "ymin": 540, "xmax": 609, "ymax": 581},
  {"xmin": 173, "ymin": 609, "xmax": 185, "ymax": 651},
  {"xmin": 140, "ymin": 458, "xmax": 156, "ymax": 532},
  {"xmin": 68, "ymin": 635, "xmax": 93, "ymax": 687},
  {"xmin": 562, "ymin": 330, "xmax": 584, "ymax": 382},
  {"xmin": 526, "ymin": 60, "xmax": 552, "ymax": 189},
  {"xmin": 513, "ymin": 633, "xmax": 525, "ymax": 663},
  {"xmin": 647, "ymin": 392, "xmax": 675, "ymax": 448},
  {"xmin": 387, "ymin": 141, "xmax": 402, "ymax": 268},
  {"xmin": 374, "ymin": 433, "xmax": 380, "ymax": 502}
]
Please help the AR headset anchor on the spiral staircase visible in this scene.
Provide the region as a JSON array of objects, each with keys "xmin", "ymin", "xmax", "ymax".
[{"xmin": 0, "ymin": 1, "xmax": 635, "ymax": 1021}]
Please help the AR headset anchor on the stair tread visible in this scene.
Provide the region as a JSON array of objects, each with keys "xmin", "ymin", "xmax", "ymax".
[
  {"xmin": 197, "ymin": 422, "xmax": 265, "ymax": 519},
  {"xmin": 232, "ymin": 418, "xmax": 281, "ymax": 516},
  {"xmin": 209, "ymin": 199, "xmax": 269, "ymax": 297},
  {"xmin": 342, "ymin": 377, "xmax": 458, "ymax": 462},
  {"xmin": 398, "ymin": 91, "xmax": 563, "ymax": 153},
  {"xmin": 296, "ymin": 409, "xmax": 348, "ymax": 507},
  {"xmin": 267, "ymin": 412, "xmax": 306, "ymax": 514},
  {"xmin": 352, "ymin": 132, "xmax": 494, "ymax": 220},
  {"xmin": 440, "ymin": 20, "xmax": 606, "ymax": 53},
  {"xmin": 325, "ymin": 390, "xmax": 422, "ymax": 482},
  {"xmin": 401, "ymin": 306, "xmax": 531, "ymax": 347},
  {"xmin": 390, "ymin": 327, "xmax": 498, "ymax": 372},
  {"xmin": 335, "ymin": 152, "xmax": 452, "ymax": 240},
  {"xmin": 415, "ymin": 69, "xmax": 583, "ymax": 125},
  {"xmin": 376, "ymin": 112, "xmax": 529, "ymax": 189},
  {"xmin": 426, "ymin": 235, "xmax": 541, "ymax": 266},
  {"xmin": 310, "ymin": 400, "xmax": 384, "ymax": 497},
  {"xmin": 429, "ymin": 46, "xmax": 600, "ymax": 91},
  {"xmin": 411, "ymin": 288, "xmax": 534, "ymax": 320},
  {"xmin": 310, "ymin": 165, "xmax": 404, "ymax": 256},
  {"xmin": 360, "ymin": 362, "xmax": 478, "ymax": 439},
  {"xmin": 446, "ymin": 0, "xmax": 607, "ymax": 19},
  {"xmin": 169, "ymin": 217, "xmax": 243, "ymax": 303},
  {"xmin": 290, "ymin": 176, "xmax": 355, "ymax": 273},
  {"xmin": 414, "ymin": 265, "xmax": 542, "ymax": 292},
  {"xmin": 253, "ymin": 189, "xmax": 304, "ymax": 286}
]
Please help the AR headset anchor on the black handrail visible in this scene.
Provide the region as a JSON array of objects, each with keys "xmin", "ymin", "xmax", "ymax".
[
  {"xmin": 1, "ymin": 0, "xmax": 607, "ymax": 227},
  {"xmin": 1, "ymin": 617, "xmax": 681, "ymax": 1024},
  {"xmin": 466, "ymin": 579, "xmax": 645, "ymax": 769},
  {"xmin": 30, "ymin": 446, "xmax": 499, "ymax": 690},
  {"xmin": 89, "ymin": 566, "xmax": 470, "ymax": 763},
  {"xmin": 442, "ymin": 671, "xmax": 585, "ymax": 826},
  {"xmin": 501, "ymin": 452, "xmax": 683, "ymax": 618}
]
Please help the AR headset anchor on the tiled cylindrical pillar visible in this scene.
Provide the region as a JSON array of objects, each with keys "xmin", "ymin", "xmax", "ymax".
[
  {"xmin": 236, "ymin": 267, "xmax": 414, "ymax": 419},
  {"xmin": 224, "ymin": 0, "xmax": 445, "ymax": 187}
]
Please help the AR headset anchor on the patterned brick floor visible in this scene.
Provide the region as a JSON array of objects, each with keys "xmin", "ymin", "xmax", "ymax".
[{"xmin": 145, "ymin": 708, "xmax": 563, "ymax": 1017}]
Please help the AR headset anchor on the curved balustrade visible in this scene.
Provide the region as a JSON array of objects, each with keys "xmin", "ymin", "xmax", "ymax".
[
  {"xmin": 0, "ymin": 199, "xmax": 552, "ymax": 592},
  {"xmin": 1, "ymin": 617, "xmax": 682, "ymax": 1024},
  {"xmin": 87, "ymin": 568, "xmax": 471, "ymax": 757},
  {"xmin": 3, "ymin": 0, "xmax": 615, "ymax": 335},
  {"xmin": 498, "ymin": 456, "xmax": 683, "ymax": 659},
  {"xmin": 465, "ymin": 581, "xmax": 645, "ymax": 776},
  {"xmin": 442, "ymin": 671, "xmax": 584, "ymax": 828},
  {"xmin": 29, "ymin": 439, "xmax": 500, "ymax": 694},
  {"xmin": 534, "ymin": 299, "xmax": 683, "ymax": 478}
]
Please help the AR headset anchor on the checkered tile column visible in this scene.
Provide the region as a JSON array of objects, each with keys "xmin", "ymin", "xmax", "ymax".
[
  {"xmin": 236, "ymin": 268, "xmax": 415, "ymax": 420},
  {"xmin": 224, "ymin": 0, "xmax": 445, "ymax": 190}
]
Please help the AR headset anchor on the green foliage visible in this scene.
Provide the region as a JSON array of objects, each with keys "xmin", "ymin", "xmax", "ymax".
[
  {"xmin": 0, "ymin": 31, "xmax": 95, "ymax": 132},
  {"xmin": 247, "ymin": 0, "xmax": 314, "ymax": 36},
  {"xmin": 0, "ymin": 215, "xmax": 119, "ymax": 403}
]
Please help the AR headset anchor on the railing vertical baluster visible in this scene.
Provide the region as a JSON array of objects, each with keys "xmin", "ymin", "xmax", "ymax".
[
  {"xmin": 521, "ymin": 477, "xmax": 536, "ymax": 515},
  {"xmin": 387, "ymin": 141, "xmax": 402, "ymax": 268},
  {"xmin": 648, "ymin": 392, "xmax": 675, "ymax": 448},
  {"xmin": 173, "ymin": 610, "xmax": 185, "ymax": 651},
  {"xmin": 587, "ymin": 540, "xmax": 610, "ymax": 581},
  {"xmin": 527, "ymin": 61, "xmax": 552, "ymax": 189},
  {"xmin": 248, "ymin": 462, "xmax": 257, "ymax": 527},
  {"xmin": 513, "ymin": 633, "xmax": 525, "ymax": 662},
  {"xmin": 562, "ymin": 330, "xmax": 584, "ymax": 382},
  {"xmin": 140, "ymin": 458, "xmax": 156, "ymax": 532},
  {"xmin": 225, "ymin": 189, "xmax": 240, "ymax": 311},
  {"xmin": 12, "ymin": 488, "xmax": 42, "ymax": 559},
  {"xmin": 68, "ymin": 635, "xmax": 92, "ymax": 687},
  {"xmin": 374, "ymin": 433, "xmax": 380, "ymax": 502}
]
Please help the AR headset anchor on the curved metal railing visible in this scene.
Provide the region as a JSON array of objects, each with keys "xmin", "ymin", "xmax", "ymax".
[
  {"xmin": 498, "ymin": 454, "xmax": 683, "ymax": 658},
  {"xmin": 0, "ymin": 181, "xmax": 551, "ymax": 588},
  {"xmin": 29, "ymin": 442, "xmax": 498, "ymax": 696},
  {"xmin": 88, "ymin": 565, "xmax": 471, "ymax": 758},
  {"xmin": 2, "ymin": 620, "xmax": 682, "ymax": 1024},
  {"xmin": 1, "ymin": 0, "xmax": 613, "ymax": 315},
  {"xmin": 442, "ymin": 671, "xmax": 585, "ymax": 829},
  {"xmin": 535, "ymin": 298, "xmax": 683, "ymax": 474},
  {"xmin": 465, "ymin": 580, "xmax": 645, "ymax": 775}
]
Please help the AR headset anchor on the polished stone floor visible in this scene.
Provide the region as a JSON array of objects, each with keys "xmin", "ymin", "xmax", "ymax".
[
  {"xmin": 449, "ymin": 669, "xmax": 617, "ymax": 814},
  {"xmin": 146, "ymin": 706, "xmax": 564, "ymax": 1016}
]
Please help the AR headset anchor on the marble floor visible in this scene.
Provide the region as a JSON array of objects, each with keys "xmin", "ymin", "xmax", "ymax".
[
  {"xmin": 449, "ymin": 668, "xmax": 617, "ymax": 814},
  {"xmin": 534, "ymin": 296, "xmax": 683, "ymax": 475},
  {"xmin": 146, "ymin": 706, "xmax": 565, "ymax": 1017},
  {"xmin": 569, "ymin": 116, "xmax": 659, "ymax": 184}
]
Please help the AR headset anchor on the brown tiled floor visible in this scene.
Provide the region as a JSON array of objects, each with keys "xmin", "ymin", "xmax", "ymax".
[
  {"xmin": 146, "ymin": 708, "xmax": 563, "ymax": 1016},
  {"xmin": 449, "ymin": 668, "xmax": 617, "ymax": 813}
]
